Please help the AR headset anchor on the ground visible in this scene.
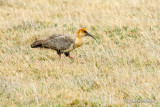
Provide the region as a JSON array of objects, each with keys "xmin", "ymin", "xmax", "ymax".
[{"xmin": 0, "ymin": 0, "xmax": 160, "ymax": 106}]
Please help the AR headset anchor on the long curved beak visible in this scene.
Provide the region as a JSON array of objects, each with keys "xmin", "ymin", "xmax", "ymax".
[{"xmin": 86, "ymin": 32, "xmax": 98, "ymax": 42}]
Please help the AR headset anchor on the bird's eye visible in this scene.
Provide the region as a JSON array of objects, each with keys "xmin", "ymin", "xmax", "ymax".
[{"xmin": 84, "ymin": 31, "xmax": 87, "ymax": 33}]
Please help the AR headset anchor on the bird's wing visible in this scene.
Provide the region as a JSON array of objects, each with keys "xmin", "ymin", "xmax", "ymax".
[
  {"xmin": 48, "ymin": 34, "xmax": 62, "ymax": 39},
  {"xmin": 43, "ymin": 35, "xmax": 75, "ymax": 51}
]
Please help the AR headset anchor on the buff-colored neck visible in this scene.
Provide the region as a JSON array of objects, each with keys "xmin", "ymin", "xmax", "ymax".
[{"xmin": 75, "ymin": 33, "xmax": 84, "ymax": 48}]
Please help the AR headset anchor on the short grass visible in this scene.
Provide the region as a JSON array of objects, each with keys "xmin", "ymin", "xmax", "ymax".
[{"xmin": 0, "ymin": 0, "xmax": 160, "ymax": 106}]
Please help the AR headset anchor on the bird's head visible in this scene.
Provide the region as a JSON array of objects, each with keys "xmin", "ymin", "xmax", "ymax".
[{"xmin": 77, "ymin": 28, "xmax": 97, "ymax": 42}]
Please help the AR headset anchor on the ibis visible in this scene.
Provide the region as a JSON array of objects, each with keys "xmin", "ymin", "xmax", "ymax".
[{"xmin": 31, "ymin": 28, "xmax": 97, "ymax": 59}]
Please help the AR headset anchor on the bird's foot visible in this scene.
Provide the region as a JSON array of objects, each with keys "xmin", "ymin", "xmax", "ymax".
[{"xmin": 68, "ymin": 55, "xmax": 74, "ymax": 59}]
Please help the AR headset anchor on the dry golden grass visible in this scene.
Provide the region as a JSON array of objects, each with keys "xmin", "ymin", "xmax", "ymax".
[{"xmin": 0, "ymin": 0, "xmax": 160, "ymax": 106}]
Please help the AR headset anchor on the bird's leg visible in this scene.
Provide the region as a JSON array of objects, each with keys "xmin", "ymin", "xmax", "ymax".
[
  {"xmin": 57, "ymin": 50, "xmax": 61, "ymax": 59},
  {"xmin": 68, "ymin": 55, "xmax": 74, "ymax": 59},
  {"xmin": 59, "ymin": 54, "xmax": 61, "ymax": 58},
  {"xmin": 65, "ymin": 52, "xmax": 74, "ymax": 59}
]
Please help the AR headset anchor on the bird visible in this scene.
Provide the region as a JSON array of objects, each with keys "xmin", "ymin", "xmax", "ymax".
[{"xmin": 31, "ymin": 28, "xmax": 97, "ymax": 59}]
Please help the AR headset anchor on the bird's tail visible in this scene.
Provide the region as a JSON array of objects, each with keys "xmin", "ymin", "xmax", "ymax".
[{"xmin": 31, "ymin": 40, "xmax": 45, "ymax": 48}]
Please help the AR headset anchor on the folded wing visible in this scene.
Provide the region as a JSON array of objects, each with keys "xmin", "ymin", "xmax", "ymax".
[{"xmin": 43, "ymin": 35, "xmax": 75, "ymax": 51}]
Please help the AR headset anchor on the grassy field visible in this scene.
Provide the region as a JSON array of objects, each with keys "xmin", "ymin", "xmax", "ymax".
[{"xmin": 0, "ymin": 0, "xmax": 160, "ymax": 106}]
